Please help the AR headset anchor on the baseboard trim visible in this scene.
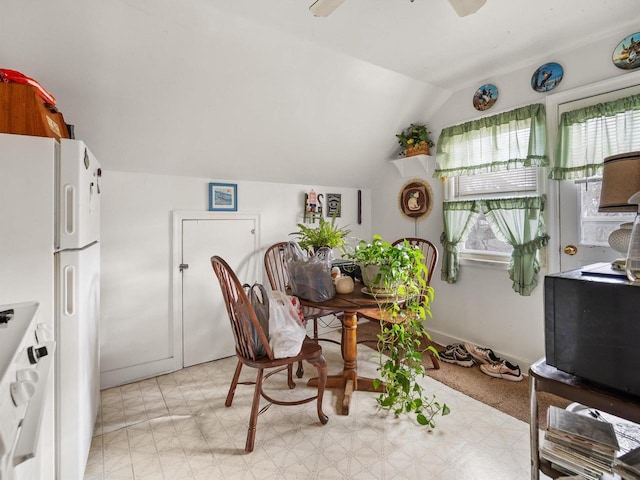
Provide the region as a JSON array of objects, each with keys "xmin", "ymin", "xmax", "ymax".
[{"xmin": 100, "ymin": 357, "xmax": 177, "ymax": 389}]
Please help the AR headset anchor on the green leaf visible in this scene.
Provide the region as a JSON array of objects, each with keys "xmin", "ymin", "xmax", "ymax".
[{"xmin": 416, "ymin": 413, "xmax": 428, "ymax": 425}]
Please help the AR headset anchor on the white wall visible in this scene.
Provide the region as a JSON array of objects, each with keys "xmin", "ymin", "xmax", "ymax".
[
  {"xmin": 0, "ymin": 0, "xmax": 447, "ymax": 190},
  {"xmin": 100, "ymin": 170, "xmax": 370, "ymax": 386},
  {"xmin": 371, "ymin": 26, "xmax": 640, "ymax": 371}
]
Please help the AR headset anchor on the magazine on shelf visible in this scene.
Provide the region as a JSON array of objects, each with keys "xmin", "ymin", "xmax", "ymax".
[
  {"xmin": 547, "ymin": 405, "xmax": 620, "ymax": 453},
  {"xmin": 541, "ymin": 439, "xmax": 613, "ymax": 474},
  {"xmin": 545, "ymin": 430, "xmax": 617, "ymax": 463}
]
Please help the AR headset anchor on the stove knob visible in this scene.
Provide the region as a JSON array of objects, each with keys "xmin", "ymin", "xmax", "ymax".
[
  {"xmin": 27, "ymin": 345, "xmax": 49, "ymax": 365},
  {"xmin": 17, "ymin": 368, "xmax": 39, "ymax": 383},
  {"xmin": 10, "ymin": 380, "xmax": 36, "ymax": 406},
  {"xmin": 35, "ymin": 323, "xmax": 53, "ymax": 343}
]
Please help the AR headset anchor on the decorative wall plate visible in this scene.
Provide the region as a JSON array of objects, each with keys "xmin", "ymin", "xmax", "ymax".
[
  {"xmin": 398, "ymin": 178, "xmax": 433, "ymax": 221},
  {"xmin": 612, "ymin": 32, "xmax": 640, "ymax": 70},
  {"xmin": 473, "ymin": 83, "xmax": 498, "ymax": 111},
  {"xmin": 531, "ymin": 62, "xmax": 563, "ymax": 92}
]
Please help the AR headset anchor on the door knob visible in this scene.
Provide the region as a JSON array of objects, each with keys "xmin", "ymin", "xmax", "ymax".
[
  {"xmin": 179, "ymin": 263, "xmax": 189, "ymax": 272},
  {"xmin": 563, "ymin": 245, "xmax": 578, "ymax": 255}
]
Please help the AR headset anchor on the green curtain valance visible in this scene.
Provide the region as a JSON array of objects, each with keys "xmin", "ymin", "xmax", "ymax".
[
  {"xmin": 435, "ymin": 103, "xmax": 549, "ymax": 179},
  {"xmin": 550, "ymin": 93, "xmax": 640, "ymax": 180}
]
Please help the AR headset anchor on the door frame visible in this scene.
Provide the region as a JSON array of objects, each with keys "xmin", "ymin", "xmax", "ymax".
[
  {"xmin": 544, "ymin": 69, "xmax": 640, "ymax": 273},
  {"xmin": 171, "ymin": 211, "xmax": 260, "ymax": 371}
]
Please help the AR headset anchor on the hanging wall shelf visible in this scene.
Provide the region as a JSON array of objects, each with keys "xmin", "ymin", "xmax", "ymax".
[{"xmin": 389, "ymin": 154, "xmax": 431, "ymax": 177}]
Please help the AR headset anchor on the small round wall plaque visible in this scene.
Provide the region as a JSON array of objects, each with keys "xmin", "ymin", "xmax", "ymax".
[
  {"xmin": 398, "ymin": 178, "xmax": 433, "ymax": 221},
  {"xmin": 531, "ymin": 62, "xmax": 563, "ymax": 92},
  {"xmin": 612, "ymin": 32, "xmax": 640, "ymax": 70},
  {"xmin": 473, "ymin": 84, "xmax": 498, "ymax": 111}
]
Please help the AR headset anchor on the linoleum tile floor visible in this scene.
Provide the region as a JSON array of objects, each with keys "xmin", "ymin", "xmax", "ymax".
[{"xmin": 84, "ymin": 322, "xmax": 551, "ymax": 480}]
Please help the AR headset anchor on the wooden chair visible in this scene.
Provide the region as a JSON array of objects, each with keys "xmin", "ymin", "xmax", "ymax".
[
  {"xmin": 264, "ymin": 242, "xmax": 342, "ymax": 377},
  {"xmin": 358, "ymin": 237, "xmax": 441, "ymax": 369},
  {"xmin": 392, "ymin": 237, "xmax": 439, "ymax": 289},
  {"xmin": 210, "ymin": 255, "xmax": 328, "ymax": 452}
]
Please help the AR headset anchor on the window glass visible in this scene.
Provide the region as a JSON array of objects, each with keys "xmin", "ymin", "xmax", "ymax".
[
  {"xmin": 452, "ymin": 167, "xmax": 539, "ymax": 255},
  {"xmin": 577, "ymin": 179, "xmax": 634, "ymax": 246}
]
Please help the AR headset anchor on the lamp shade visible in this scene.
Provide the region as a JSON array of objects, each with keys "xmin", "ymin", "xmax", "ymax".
[{"xmin": 598, "ymin": 151, "xmax": 640, "ymax": 212}]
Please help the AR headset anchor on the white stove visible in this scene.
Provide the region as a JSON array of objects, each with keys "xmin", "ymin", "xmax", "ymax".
[{"xmin": 0, "ymin": 302, "xmax": 55, "ymax": 480}]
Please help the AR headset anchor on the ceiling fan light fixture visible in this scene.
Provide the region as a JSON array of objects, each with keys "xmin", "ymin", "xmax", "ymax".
[
  {"xmin": 448, "ymin": 0, "xmax": 487, "ymax": 17},
  {"xmin": 309, "ymin": 0, "xmax": 346, "ymax": 17}
]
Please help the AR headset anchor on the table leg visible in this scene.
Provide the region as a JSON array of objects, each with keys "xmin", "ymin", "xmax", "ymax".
[
  {"xmin": 530, "ymin": 374, "xmax": 540, "ymax": 480},
  {"xmin": 307, "ymin": 310, "xmax": 382, "ymax": 415}
]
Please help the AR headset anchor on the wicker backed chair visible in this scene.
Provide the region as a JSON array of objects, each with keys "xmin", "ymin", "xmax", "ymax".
[{"xmin": 210, "ymin": 255, "xmax": 328, "ymax": 452}]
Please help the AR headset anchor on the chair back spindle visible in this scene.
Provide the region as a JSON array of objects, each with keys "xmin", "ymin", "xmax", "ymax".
[{"xmin": 211, "ymin": 256, "xmax": 272, "ymax": 361}]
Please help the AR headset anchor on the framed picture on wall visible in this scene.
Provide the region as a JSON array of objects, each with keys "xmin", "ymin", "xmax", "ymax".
[
  {"xmin": 326, "ymin": 193, "xmax": 342, "ymax": 217},
  {"xmin": 209, "ymin": 182, "xmax": 238, "ymax": 211}
]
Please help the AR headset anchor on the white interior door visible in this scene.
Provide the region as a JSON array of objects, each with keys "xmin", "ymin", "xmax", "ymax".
[{"xmin": 182, "ymin": 217, "xmax": 258, "ymax": 367}]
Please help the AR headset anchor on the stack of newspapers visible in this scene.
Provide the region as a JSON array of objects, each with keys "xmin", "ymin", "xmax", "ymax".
[{"xmin": 541, "ymin": 406, "xmax": 619, "ymax": 480}]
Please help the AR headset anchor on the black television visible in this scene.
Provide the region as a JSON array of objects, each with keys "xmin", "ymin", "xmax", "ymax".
[{"xmin": 544, "ymin": 265, "xmax": 640, "ymax": 398}]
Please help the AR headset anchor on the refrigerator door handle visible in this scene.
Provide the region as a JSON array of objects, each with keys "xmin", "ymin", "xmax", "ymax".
[
  {"xmin": 63, "ymin": 184, "xmax": 76, "ymax": 236},
  {"xmin": 62, "ymin": 265, "xmax": 76, "ymax": 316}
]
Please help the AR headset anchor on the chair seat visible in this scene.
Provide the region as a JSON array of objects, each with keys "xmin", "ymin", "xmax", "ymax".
[{"xmin": 241, "ymin": 336, "xmax": 323, "ymax": 369}]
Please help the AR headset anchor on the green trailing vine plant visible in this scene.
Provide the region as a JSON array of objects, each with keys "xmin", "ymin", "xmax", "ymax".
[{"xmin": 348, "ymin": 235, "xmax": 450, "ymax": 427}]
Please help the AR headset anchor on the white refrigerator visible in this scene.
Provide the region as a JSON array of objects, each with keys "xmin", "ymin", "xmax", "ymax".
[{"xmin": 0, "ymin": 133, "xmax": 101, "ymax": 480}]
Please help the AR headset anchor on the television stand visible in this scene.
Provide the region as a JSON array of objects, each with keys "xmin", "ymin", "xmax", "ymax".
[{"xmin": 529, "ymin": 358, "xmax": 640, "ymax": 479}]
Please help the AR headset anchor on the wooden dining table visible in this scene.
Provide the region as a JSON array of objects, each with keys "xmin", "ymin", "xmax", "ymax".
[{"xmin": 297, "ymin": 286, "xmax": 386, "ymax": 415}]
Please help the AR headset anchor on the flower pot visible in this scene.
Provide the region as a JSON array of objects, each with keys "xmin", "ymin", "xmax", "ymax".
[
  {"xmin": 405, "ymin": 143, "xmax": 429, "ymax": 157},
  {"xmin": 360, "ymin": 264, "xmax": 397, "ymax": 295}
]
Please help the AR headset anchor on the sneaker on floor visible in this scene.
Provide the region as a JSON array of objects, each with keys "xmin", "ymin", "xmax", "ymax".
[
  {"xmin": 443, "ymin": 342, "xmax": 465, "ymax": 353},
  {"xmin": 440, "ymin": 345, "xmax": 474, "ymax": 367},
  {"xmin": 464, "ymin": 342, "xmax": 501, "ymax": 365},
  {"xmin": 480, "ymin": 360, "xmax": 523, "ymax": 381}
]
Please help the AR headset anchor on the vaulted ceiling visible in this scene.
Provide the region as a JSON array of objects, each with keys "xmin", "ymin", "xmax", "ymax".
[
  {"xmin": 1, "ymin": 0, "xmax": 638, "ymax": 188},
  {"xmin": 210, "ymin": 0, "xmax": 639, "ymax": 90}
]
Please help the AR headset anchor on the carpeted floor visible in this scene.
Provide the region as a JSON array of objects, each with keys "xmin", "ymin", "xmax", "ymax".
[{"xmin": 356, "ymin": 320, "xmax": 571, "ymax": 429}]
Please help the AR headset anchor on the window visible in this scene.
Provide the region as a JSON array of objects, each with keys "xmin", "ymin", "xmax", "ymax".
[
  {"xmin": 436, "ymin": 103, "xmax": 549, "ymax": 295},
  {"xmin": 451, "ymin": 161, "xmax": 540, "ymax": 257}
]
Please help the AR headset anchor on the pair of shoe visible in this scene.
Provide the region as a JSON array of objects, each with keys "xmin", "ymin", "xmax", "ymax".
[
  {"xmin": 440, "ymin": 343, "xmax": 474, "ymax": 367},
  {"xmin": 440, "ymin": 342, "xmax": 523, "ymax": 381},
  {"xmin": 465, "ymin": 341, "xmax": 523, "ymax": 381},
  {"xmin": 440, "ymin": 342, "xmax": 501, "ymax": 368}
]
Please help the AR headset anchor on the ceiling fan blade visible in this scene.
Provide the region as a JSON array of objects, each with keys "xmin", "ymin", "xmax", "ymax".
[
  {"xmin": 448, "ymin": 0, "xmax": 486, "ymax": 17},
  {"xmin": 309, "ymin": 0, "xmax": 345, "ymax": 17}
]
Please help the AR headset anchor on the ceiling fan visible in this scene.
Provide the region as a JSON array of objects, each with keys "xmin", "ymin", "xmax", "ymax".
[{"xmin": 310, "ymin": 0, "xmax": 487, "ymax": 17}]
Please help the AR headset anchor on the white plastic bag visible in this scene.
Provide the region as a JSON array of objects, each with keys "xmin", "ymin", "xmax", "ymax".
[{"xmin": 268, "ymin": 290, "xmax": 307, "ymax": 359}]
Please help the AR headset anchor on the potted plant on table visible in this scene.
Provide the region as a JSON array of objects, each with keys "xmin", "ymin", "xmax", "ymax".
[
  {"xmin": 290, "ymin": 215, "xmax": 351, "ymax": 254},
  {"xmin": 347, "ymin": 234, "xmax": 450, "ymax": 427},
  {"xmin": 396, "ymin": 123, "xmax": 434, "ymax": 157}
]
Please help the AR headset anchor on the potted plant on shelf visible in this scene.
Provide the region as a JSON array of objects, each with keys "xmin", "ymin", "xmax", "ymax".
[
  {"xmin": 347, "ymin": 234, "xmax": 450, "ymax": 427},
  {"xmin": 396, "ymin": 123, "xmax": 434, "ymax": 157},
  {"xmin": 290, "ymin": 215, "xmax": 351, "ymax": 254}
]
